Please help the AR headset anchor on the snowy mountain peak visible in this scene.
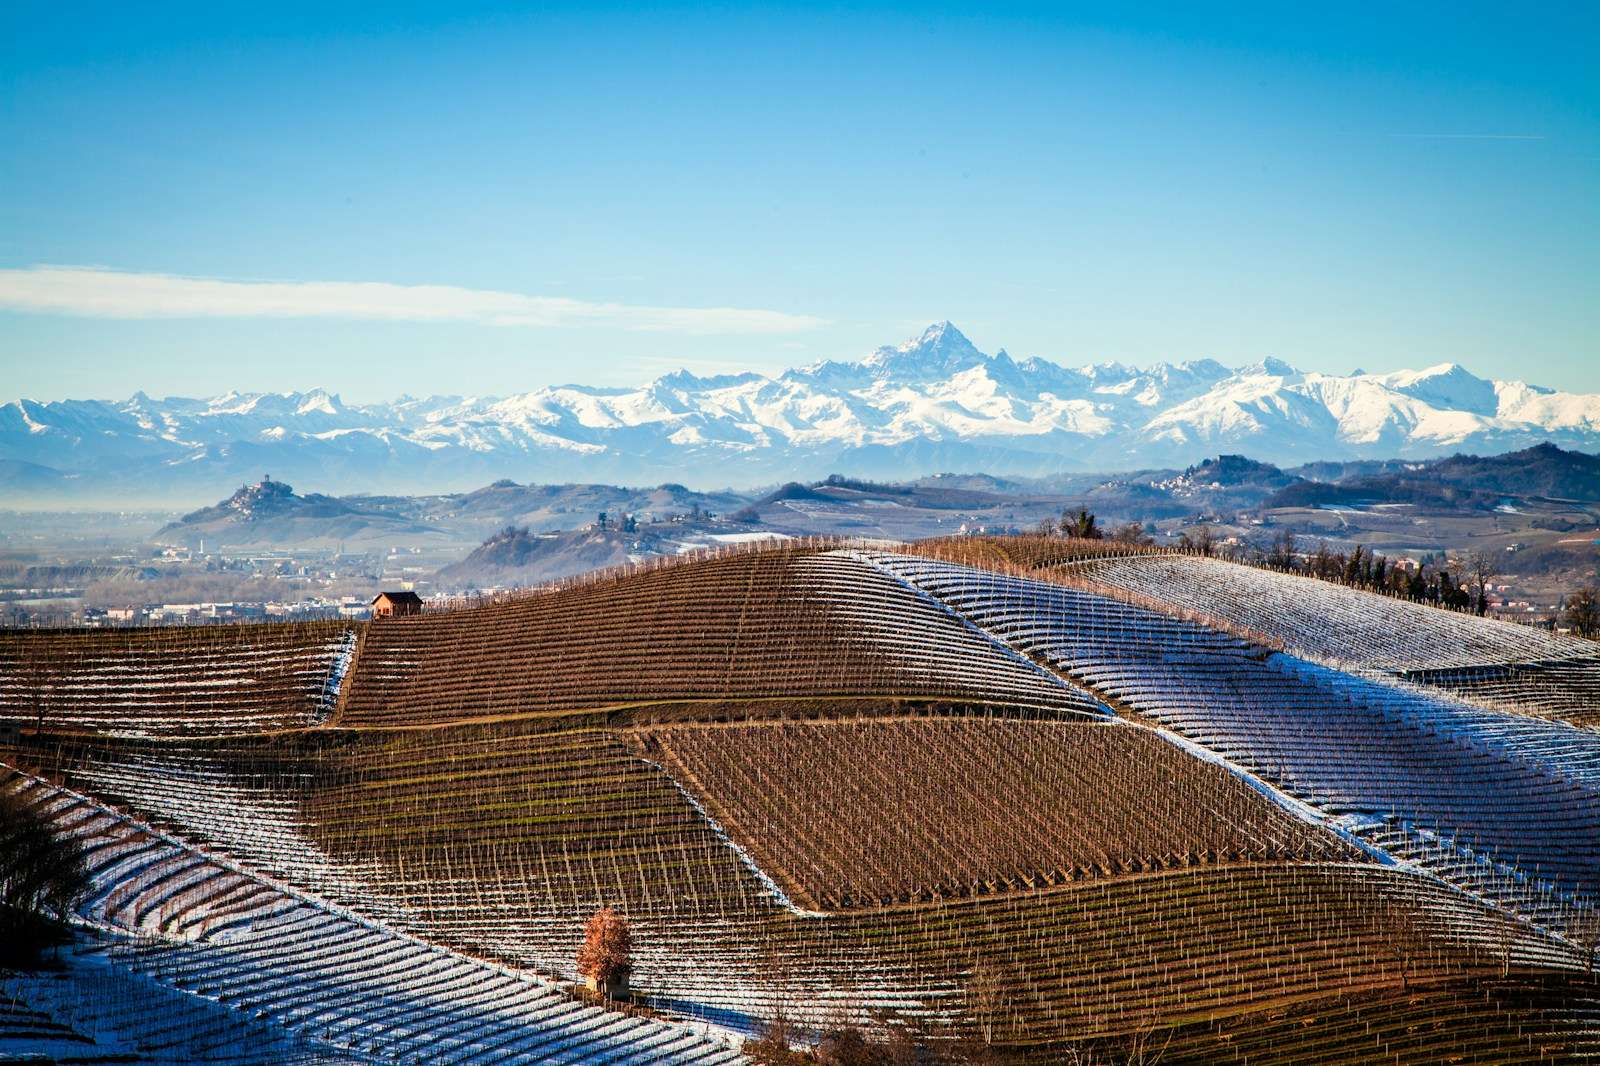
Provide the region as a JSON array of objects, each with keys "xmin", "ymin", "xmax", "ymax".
[
  {"xmin": 3, "ymin": 321, "xmax": 1598, "ymax": 501},
  {"xmin": 1381, "ymin": 362, "xmax": 1498, "ymax": 416},
  {"xmin": 296, "ymin": 389, "xmax": 344, "ymax": 416},
  {"xmin": 905, "ymin": 320, "xmax": 971, "ymax": 351},
  {"xmin": 863, "ymin": 321, "xmax": 990, "ymax": 378},
  {"xmin": 651, "ymin": 368, "xmax": 763, "ymax": 393},
  {"xmin": 1238, "ymin": 356, "xmax": 1299, "ymax": 379}
]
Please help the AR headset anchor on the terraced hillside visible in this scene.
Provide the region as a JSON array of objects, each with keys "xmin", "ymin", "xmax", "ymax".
[
  {"xmin": 0, "ymin": 621, "xmax": 357, "ymax": 736},
  {"xmin": 865, "ymin": 551, "xmax": 1600, "ymax": 919},
  {"xmin": 1, "ymin": 768, "xmax": 741, "ymax": 1065},
  {"xmin": 1071, "ymin": 553, "xmax": 1600, "ymax": 726},
  {"xmin": 3, "ymin": 539, "xmax": 1599, "ymax": 1064},
  {"xmin": 12, "ymin": 724, "xmax": 1587, "ymax": 1059},
  {"xmin": 340, "ymin": 547, "xmax": 1097, "ymax": 726}
]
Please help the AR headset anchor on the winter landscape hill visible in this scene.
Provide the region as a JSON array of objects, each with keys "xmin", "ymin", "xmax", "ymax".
[
  {"xmin": 6, "ymin": 322, "xmax": 1599, "ymax": 505},
  {"xmin": 3, "ymin": 537, "xmax": 1599, "ymax": 1063}
]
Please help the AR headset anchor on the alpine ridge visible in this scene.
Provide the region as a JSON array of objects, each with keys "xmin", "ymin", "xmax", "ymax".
[{"xmin": 4, "ymin": 322, "xmax": 1597, "ymax": 503}]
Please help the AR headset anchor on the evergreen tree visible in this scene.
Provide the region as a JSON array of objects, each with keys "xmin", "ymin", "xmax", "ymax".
[
  {"xmin": 1343, "ymin": 545, "xmax": 1365, "ymax": 585},
  {"xmin": 1060, "ymin": 508, "xmax": 1102, "ymax": 539}
]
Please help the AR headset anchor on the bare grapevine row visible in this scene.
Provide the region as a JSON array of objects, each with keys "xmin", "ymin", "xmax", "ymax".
[{"xmin": 640, "ymin": 717, "xmax": 1362, "ymax": 910}]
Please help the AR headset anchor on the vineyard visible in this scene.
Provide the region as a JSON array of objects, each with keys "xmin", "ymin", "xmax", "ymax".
[
  {"xmin": 862, "ymin": 552, "xmax": 1600, "ymax": 907},
  {"xmin": 339, "ymin": 548, "xmax": 1098, "ymax": 727},
  {"xmin": 2, "ymin": 537, "xmax": 1599, "ymax": 1063},
  {"xmin": 638, "ymin": 717, "xmax": 1361, "ymax": 910},
  {"xmin": 1068, "ymin": 553, "xmax": 1600, "ymax": 726},
  {"xmin": 0, "ymin": 621, "xmax": 357, "ymax": 736},
  {"xmin": 0, "ymin": 767, "xmax": 742, "ymax": 1065}
]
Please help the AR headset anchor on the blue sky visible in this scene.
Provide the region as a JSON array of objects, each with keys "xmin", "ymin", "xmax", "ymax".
[{"xmin": 2, "ymin": 2, "xmax": 1596, "ymax": 401}]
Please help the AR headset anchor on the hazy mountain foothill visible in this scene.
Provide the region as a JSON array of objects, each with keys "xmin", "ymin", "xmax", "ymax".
[{"xmin": 3, "ymin": 436, "xmax": 1593, "ymax": 615}]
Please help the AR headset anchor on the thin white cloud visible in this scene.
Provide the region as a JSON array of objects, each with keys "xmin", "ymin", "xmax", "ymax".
[
  {"xmin": 0, "ymin": 265, "xmax": 825, "ymax": 335},
  {"xmin": 1388, "ymin": 133, "xmax": 1546, "ymax": 141}
]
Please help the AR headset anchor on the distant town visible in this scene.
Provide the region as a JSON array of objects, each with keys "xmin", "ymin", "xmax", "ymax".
[{"xmin": 0, "ymin": 539, "xmax": 439, "ymax": 627}]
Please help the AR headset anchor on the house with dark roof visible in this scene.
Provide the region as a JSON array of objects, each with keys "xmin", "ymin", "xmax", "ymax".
[{"xmin": 371, "ymin": 591, "xmax": 424, "ymax": 618}]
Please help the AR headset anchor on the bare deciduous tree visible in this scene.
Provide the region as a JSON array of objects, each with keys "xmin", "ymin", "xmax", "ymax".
[
  {"xmin": 1179, "ymin": 526, "xmax": 1216, "ymax": 557},
  {"xmin": 1467, "ymin": 550, "xmax": 1499, "ymax": 617},
  {"xmin": 1266, "ymin": 529, "xmax": 1297, "ymax": 571},
  {"xmin": 1112, "ymin": 522, "xmax": 1153, "ymax": 546},
  {"xmin": 0, "ymin": 789, "xmax": 91, "ymax": 967},
  {"xmin": 1562, "ymin": 585, "xmax": 1600, "ymax": 639},
  {"xmin": 17, "ymin": 639, "xmax": 66, "ymax": 733}
]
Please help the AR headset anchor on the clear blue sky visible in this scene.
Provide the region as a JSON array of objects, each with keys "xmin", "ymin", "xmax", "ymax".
[{"xmin": 2, "ymin": 1, "xmax": 1596, "ymax": 401}]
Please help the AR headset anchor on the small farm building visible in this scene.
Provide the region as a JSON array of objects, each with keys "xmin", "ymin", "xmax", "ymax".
[{"xmin": 371, "ymin": 591, "xmax": 424, "ymax": 618}]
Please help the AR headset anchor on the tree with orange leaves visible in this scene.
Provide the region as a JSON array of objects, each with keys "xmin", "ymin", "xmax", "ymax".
[{"xmin": 577, "ymin": 906, "xmax": 632, "ymax": 999}]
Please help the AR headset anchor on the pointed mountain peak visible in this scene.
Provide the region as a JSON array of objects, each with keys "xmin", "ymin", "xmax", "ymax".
[
  {"xmin": 1413, "ymin": 361, "xmax": 1475, "ymax": 381},
  {"xmin": 864, "ymin": 321, "xmax": 989, "ymax": 379},
  {"xmin": 296, "ymin": 388, "xmax": 344, "ymax": 416},
  {"xmin": 651, "ymin": 368, "xmax": 704, "ymax": 390},
  {"xmin": 905, "ymin": 320, "xmax": 971, "ymax": 350}
]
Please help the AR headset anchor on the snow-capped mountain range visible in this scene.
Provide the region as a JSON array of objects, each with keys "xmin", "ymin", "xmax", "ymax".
[{"xmin": 5, "ymin": 322, "xmax": 1598, "ymax": 503}]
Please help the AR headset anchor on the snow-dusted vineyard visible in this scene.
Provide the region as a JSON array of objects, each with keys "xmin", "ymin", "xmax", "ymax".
[
  {"xmin": 1400, "ymin": 657, "xmax": 1600, "ymax": 725},
  {"xmin": 15, "ymin": 736, "xmax": 1586, "ymax": 1054},
  {"xmin": 4, "ymin": 540, "xmax": 1600, "ymax": 1064},
  {"xmin": 0, "ymin": 622, "xmax": 357, "ymax": 736},
  {"xmin": 861, "ymin": 552, "xmax": 1600, "ymax": 908},
  {"xmin": 1071, "ymin": 554, "xmax": 1600, "ymax": 722},
  {"xmin": 2, "ymin": 940, "xmax": 367, "ymax": 1065},
  {"xmin": 0, "ymin": 769, "xmax": 742, "ymax": 1065}
]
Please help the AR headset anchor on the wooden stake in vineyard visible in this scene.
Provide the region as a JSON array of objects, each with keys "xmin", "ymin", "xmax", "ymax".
[{"xmin": 577, "ymin": 905, "xmax": 633, "ymax": 1001}]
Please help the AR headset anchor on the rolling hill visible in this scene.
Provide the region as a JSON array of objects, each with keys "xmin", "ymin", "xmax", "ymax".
[{"xmin": 3, "ymin": 537, "xmax": 1599, "ymax": 1062}]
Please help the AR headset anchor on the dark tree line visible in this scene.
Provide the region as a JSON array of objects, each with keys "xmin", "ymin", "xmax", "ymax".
[{"xmin": 1233, "ymin": 530, "xmax": 1504, "ymax": 616}]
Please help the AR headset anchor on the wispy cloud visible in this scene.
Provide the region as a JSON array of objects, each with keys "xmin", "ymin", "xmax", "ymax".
[
  {"xmin": 0, "ymin": 265, "xmax": 825, "ymax": 335},
  {"xmin": 1388, "ymin": 133, "xmax": 1546, "ymax": 141}
]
